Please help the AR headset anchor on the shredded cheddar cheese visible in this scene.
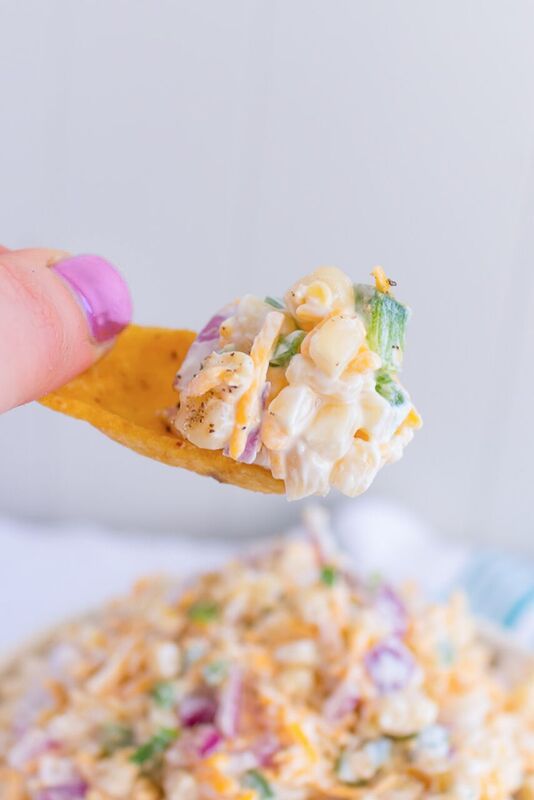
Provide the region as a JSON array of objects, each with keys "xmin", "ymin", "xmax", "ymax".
[
  {"xmin": 371, "ymin": 265, "xmax": 391, "ymax": 294},
  {"xmin": 0, "ymin": 524, "xmax": 532, "ymax": 799},
  {"xmin": 229, "ymin": 311, "xmax": 284, "ymax": 460},
  {"xmin": 174, "ymin": 266, "xmax": 419, "ymax": 499}
]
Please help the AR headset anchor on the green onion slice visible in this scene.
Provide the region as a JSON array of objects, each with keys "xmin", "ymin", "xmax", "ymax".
[
  {"xmin": 150, "ymin": 682, "xmax": 175, "ymax": 709},
  {"xmin": 269, "ymin": 330, "xmax": 306, "ymax": 368},
  {"xmin": 130, "ymin": 727, "xmax": 179, "ymax": 765},
  {"xmin": 265, "ymin": 296, "xmax": 285, "ymax": 310},
  {"xmin": 243, "ymin": 769, "xmax": 275, "ymax": 798},
  {"xmin": 188, "ymin": 601, "xmax": 219, "ymax": 623}
]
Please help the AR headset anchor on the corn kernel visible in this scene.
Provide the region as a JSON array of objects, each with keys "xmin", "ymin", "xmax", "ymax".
[
  {"xmin": 262, "ymin": 385, "xmax": 318, "ymax": 450},
  {"xmin": 303, "ymin": 402, "xmax": 360, "ymax": 462},
  {"xmin": 307, "ymin": 316, "xmax": 365, "ymax": 379},
  {"xmin": 285, "ymin": 266, "xmax": 355, "ymax": 329},
  {"xmin": 306, "ymin": 279, "xmax": 332, "ymax": 305}
]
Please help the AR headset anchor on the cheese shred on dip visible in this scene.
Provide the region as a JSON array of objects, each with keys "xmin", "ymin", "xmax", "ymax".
[
  {"xmin": 173, "ymin": 266, "xmax": 421, "ymax": 499},
  {"xmin": 1, "ymin": 527, "xmax": 532, "ymax": 799}
]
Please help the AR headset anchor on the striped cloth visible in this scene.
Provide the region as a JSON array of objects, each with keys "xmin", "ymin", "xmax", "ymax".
[
  {"xmin": 335, "ymin": 500, "xmax": 534, "ymax": 650},
  {"xmin": 455, "ymin": 549, "xmax": 534, "ymax": 644}
]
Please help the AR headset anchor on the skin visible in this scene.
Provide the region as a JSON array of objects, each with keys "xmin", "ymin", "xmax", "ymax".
[
  {"xmin": 0, "ymin": 245, "xmax": 281, "ymax": 493},
  {"xmin": 0, "ymin": 245, "xmax": 106, "ymax": 414}
]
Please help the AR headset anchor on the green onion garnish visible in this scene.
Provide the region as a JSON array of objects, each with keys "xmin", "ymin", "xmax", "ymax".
[
  {"xmin": 320, "ymin": 564, "xmax": 338, "ymax": 587},
  {"xmin": 188, "ymin": 601, "xmax": 219, "ymax": 623},
  {"xmin": 150, "ymin": 681, "xmax": 175, "ymax": 709},
  {"xmin": 354, "ymin": 284, "xmax": 409, "ymax": 370},
  {"xmin": 375, "ymin": 369, "xmax": 405, "ymax": 407},
  {"xmin": 243, "ymin": 769, "xmax": 274, "ymax": 798},
  {"xmin": 269, "ymin": 330, "xmax": 306, "ymax": 368},
  {"xmin": 100, "ymin": 723, "xmax": 134, "ymax": 756},
  {"xmin": 265, "ymin": 296, "xmax": 285, "ymax": 310},
  {"xmin": 129, "ymin": 727, "xmax": 179, "ymax": 765}
]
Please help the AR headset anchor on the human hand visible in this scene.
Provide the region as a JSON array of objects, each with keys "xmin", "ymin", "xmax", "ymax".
[{"xmin": 0, "ymin": 246, "xmax": 132, "ymax": 414}]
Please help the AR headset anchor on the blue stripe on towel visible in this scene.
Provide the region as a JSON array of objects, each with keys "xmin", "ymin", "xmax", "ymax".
[
  {"xmin": 454, "ymin": 550, "xmax": 534, "ymax": 632},
  {"xmin": 503, "ymin": 586, "xmax": 534, "ymax": 628}
]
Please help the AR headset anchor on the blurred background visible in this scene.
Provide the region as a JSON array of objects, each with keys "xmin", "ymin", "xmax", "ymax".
[{"xmin": 1, "ymin": 1, "xmax": 534, "ymax": 551}]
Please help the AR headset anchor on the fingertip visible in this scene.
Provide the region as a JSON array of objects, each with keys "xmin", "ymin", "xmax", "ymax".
[
  {"xmin": 0, "ymin": 250, "xmax": 131, "ymax": 412},
  {"xmin": 51, "ymin": 254, "xmax": 132, "ymax": 344}
]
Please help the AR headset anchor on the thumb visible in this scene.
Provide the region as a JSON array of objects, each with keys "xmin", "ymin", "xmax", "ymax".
[{"xmin": 0, "ymin": 248, "xmax": 132, "ymax": 413}]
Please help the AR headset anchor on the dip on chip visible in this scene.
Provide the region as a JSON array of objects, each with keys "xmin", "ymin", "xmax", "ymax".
[
  {"xmin": 41, "ymin": 266, "xmax": 420, "ymax": 498},
  {"xmin": 1, "ymin": 515, "xmax": 532, "ymax": 799},
  {"xmin": 172, "ymin": 266, "xmax": 421, "ymax": 499}
]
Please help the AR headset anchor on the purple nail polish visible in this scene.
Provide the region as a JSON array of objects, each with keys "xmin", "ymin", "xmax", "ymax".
[{"xmin": 52, "ymin": 254, "xmax": 132, "ymax": 343}]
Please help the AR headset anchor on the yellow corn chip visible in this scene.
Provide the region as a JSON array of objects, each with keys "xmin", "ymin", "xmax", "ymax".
[{"xmin": 40, "ymin": 325, "xmax": 283, "ymax": 494}]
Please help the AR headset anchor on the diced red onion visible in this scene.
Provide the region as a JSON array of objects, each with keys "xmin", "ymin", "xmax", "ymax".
[
  {"xmin": 196, "ymin": 725, "xmax": 223, "ymax": 757},
  {"xmin": 217, "ymin": 666, "xmax": 243, "ymax": 738},
  {"xmin": 374, "ymin": 586, "xmax": 408, "ymax": 636},
  {"xmin": 365, "ymin": 638, "xmax": 415, "ymax": 694},
  {"xmin": 237, "ymin": 426, "xmax": 261, "ymax": 464},
  {"xmin": 323, "ymin": 680, "xmax": 359, "ymax": 722},
  {"xmin": 197, "ymin": 313, "xmax": 230, "ymax": 343},
  {"xmin": 8, "ymin": 729, "xmax": 58, "ymax": 769},
  {"xmin": 166, "ymin": 724, "xmax": 221, "ymax": 767},
  {"xmin": 235, "ymin": 382, "xmax": 270, "ymax": 464},
  {"xmin": 174, "ymin": 303, "xmax": 235, "ymax": 391},
  {"xmin": 180, "ymin": 693, "xmax": 218, "ymax": 727},
  {"xmin": 251, "ymin": 734, "xmax": 281, "ymax": 766},
  {"xmin": 35, "ymin": 781, "xmax": 88, "ymax": 800},
  {"xmin": 224, "ymin": 428, "xmax": 261, "ymax": 463}
]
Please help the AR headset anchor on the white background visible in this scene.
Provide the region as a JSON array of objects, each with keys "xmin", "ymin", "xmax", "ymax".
[{"xmin": 1, "ymin": 1, "xmax": 534, "ymax": 549}]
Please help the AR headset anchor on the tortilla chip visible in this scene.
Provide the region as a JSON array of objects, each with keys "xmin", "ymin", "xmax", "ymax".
[{"xmin": 40, "ymin": 325, "xmax": 284, "ymax": 494}]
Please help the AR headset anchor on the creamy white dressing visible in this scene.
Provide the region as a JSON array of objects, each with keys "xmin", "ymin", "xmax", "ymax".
[{"xmin": 173, "ymin": 267, "xmax": 419, "ymax": 498}]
